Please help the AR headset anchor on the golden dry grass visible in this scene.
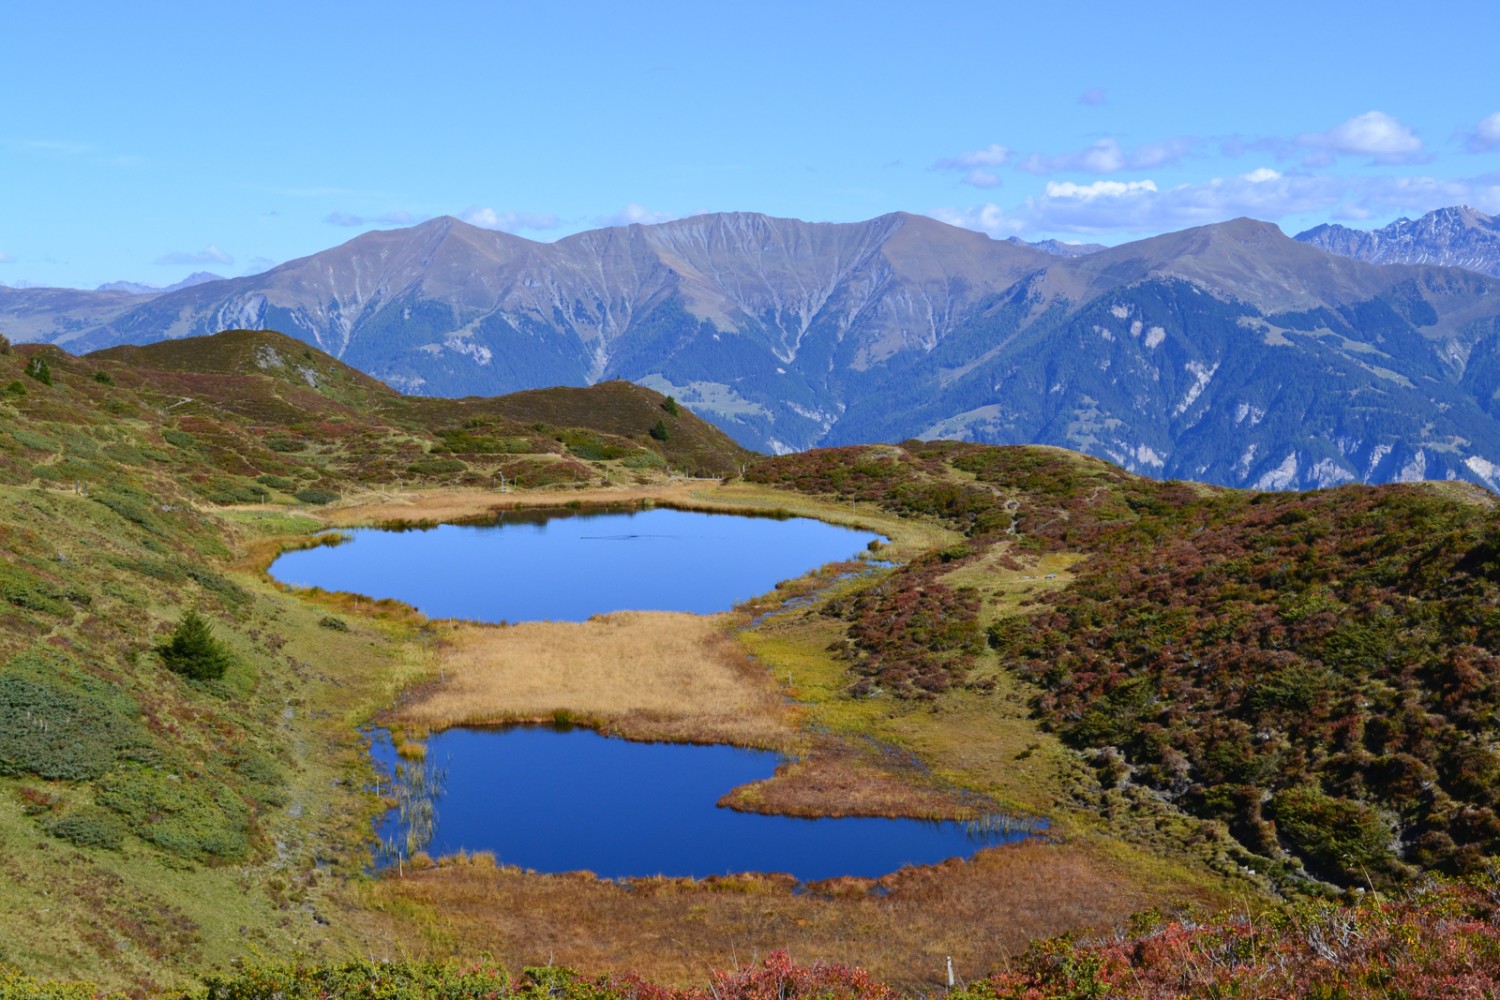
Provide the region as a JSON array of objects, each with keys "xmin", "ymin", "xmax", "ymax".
[
  {"xmin": 321, "ymin": 483, "xmax": 718, "ymax": 528},
  {"xmin": 392, "ymin": 612, "xmax": 799, "ymax": 750},
  {"xmin": 720, "ymin": 735, "xmax": 985, "ymax": 820},
  {"xmin": 356, "ymin": 839, "xmax": 1225, "ymax": 991}
]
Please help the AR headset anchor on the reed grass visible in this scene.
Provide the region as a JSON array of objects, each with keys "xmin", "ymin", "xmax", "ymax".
[{"xmin": 393, "ymin": 612, "xmax": 799, "ymax": 750}]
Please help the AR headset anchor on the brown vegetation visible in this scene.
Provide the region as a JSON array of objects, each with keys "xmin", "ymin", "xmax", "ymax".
[
  {"xmin": 357, "ymin": 840, "xmax": 1214, "ymax": 991},
  {"xmin": 719, "ymin": 735, "xmax": 986, "ymax": 820},
  {"xmin": 392, "ymin": 612, "xmax": 797, "ymax": 750}
]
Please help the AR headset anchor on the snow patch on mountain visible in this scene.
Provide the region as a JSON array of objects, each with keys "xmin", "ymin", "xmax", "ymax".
[
  {"xmin": 1253, "ymin": 453, "xmax": 1299, "ymax": 490},
  {"xmin": 1233, "ymin": 402, "xmax": 1266, "ymax": 426},
  {"xmin": 1397, "ymin": 450, "xmax": 1428, "ymax": 482},
  {"xmin": 1466, "ymin": 454, "xmax": 1500, "ymax": 487},
  {"xmin": 1174, "ymin": 360, "xmax": 1218, "ymax": 416},
  {"xmin": 1307, "ymin": 458, "xmax": 1354, "ymax": 487},
  {"xmin": 443, "ymin": 335, "xmax": 493, "ymax": 366}
]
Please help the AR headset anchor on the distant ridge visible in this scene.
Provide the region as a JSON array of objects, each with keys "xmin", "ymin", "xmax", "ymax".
[
  {"xmin": 1296, "ymin": 206, "xmax": 1500, "ymax": 277},
  {"xmin": 7, "ymin": 209, "xmax": 1500, "ymax": 491},
  {"xmin": 96, "ymin": 271, "xmax": 226, "ymax": 295}
]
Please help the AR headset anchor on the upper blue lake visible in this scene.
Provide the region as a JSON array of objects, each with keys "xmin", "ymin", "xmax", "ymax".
[
  {"xmin": 371, "ymin": 726, "xmax": 1036, "ymax": 881},
  {"xmin": 268, "ymin": 506, "xmax": 881, "ymax": 622}
]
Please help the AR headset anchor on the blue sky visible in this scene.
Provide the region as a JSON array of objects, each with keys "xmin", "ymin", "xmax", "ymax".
[{"xmin": 4, "ymin": 0, "xmax": 1499, "ymax": 289}]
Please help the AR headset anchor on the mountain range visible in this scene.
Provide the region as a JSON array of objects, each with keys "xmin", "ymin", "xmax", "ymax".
[
  {"xmin": 6, "ymin": 209, "xmax": 1500, "ymax": 491},
  {"xmin": 1295, "ymin": 205, "xmax": 1500, "ymax": 276}
]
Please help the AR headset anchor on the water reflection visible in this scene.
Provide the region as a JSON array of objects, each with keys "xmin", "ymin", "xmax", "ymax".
[{"xmin": 271, "ymin": 507, "xmax": 881, "ymax": 623}]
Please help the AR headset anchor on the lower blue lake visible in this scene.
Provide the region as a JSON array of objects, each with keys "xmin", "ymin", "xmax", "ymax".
[
  {"xmin": 372, "ymin": 727, "xmax": 1038, "ymax": 881},
  {"xmin": 269, "ymin": 506, "xmax": 880, "ymax": 622}
]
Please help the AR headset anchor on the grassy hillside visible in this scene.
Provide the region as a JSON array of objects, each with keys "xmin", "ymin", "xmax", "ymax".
[
  {"xmin": 0, "ymin": 330, "xmax": 754, "ymax": 991},
  {"xmin": 88, "ymin": 330, "xmax": 754, "ymax": 481},
  {"xmin": 748, "ymin": 441, "xmax": 1500, "ymax": 890}
]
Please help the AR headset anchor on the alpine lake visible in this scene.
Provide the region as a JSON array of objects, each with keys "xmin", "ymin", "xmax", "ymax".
[{"xmin": 270, "ymin": 505, "xmax": 1037, "ymax": 881}]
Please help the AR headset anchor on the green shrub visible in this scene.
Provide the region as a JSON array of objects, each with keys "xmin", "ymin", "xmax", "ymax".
[
  {"xmin": 1270, "ymin": 785, "xmax": 1398, "ymax": 885},
  {"xmin": 407, "ymin": 457, "xmax": 467, "ymax": 476},
  {"xmin": 2, "ymin": 379, "xmax": 25, "ymax": 398},
  {"xmin": 199, "ymin": 479, "xmax": 270, "ymax": 505},
  {"xmin": 661, "ymin": 395, "xmax": 680, "ymax": 416},
  {"xmin": 256, "ymin": 474, "xmax": 295, "ymax": 490},
  {"xmin": 0, "ymin": 674, "xmax": 144, "ymax": 781},
  {"xmin": 195, "ymin": 959, "xmax": 512, "ymax": 1000},
  {"xmin": 622, "ymin": 451, "xmax": 667, "ymax": 469},
  {"xmin": 266, "ymin": 437, "xmax": 307, "ymax": 453},
  {"xmin": 182, "ymin": 565, "xmax": 249, "ymax": 605},
  {"xmin": 162, "ymin": 429, "xmax": 196, "ymax": 448},
  {"xmin": 157, "ymin": 609, "xmax": 236, "ymax": 681},
  {"xmin": 24, "ymin": 357, "xmax": 51, "ymax": 385},
  {"xmin": 91, "ymin": 370, "xmax": 113, "ymax": 386},
  {"xmin": 648, "ymin": 419, "xmax": 670, "ymax": 442},
  {"xmin": 558, "ymin": 429, "xmax": 630, "ymax": 461},
  {"xmin": 97, "ymin": 761, "xmax": 250, "ymax": 862},
  {"xmin": 47, "ymin": 810, "xmax": 126, "ymax": 851},
  {"xmin": 0, "ymin": 563, "xmax": 70, "ymax": 615},
  {"xmin": 90, "ymin": 485, "xmax": 165, "ymax": 535},
  {"xmin": 318, "ymin": 615, "xmax": 349, "ymax": 631},
  {"xmin": 10, "ymin": 427, "xmax": 57, "ymax": 451},
  {"xmin": 294, "ymin": 487, "xmax": 340, "ymax": 505}
]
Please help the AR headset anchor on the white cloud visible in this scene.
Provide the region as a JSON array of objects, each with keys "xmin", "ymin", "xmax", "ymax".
[
  {"xmin": 1044, "ymin": 179, "xmax": 1159, "ymax": 201},
  {"xmin": 933, "ymin": 143, "xmax": 1012, "ymax": 171},
  {"xmin": 1465, "ymin": 112, "xmax": 1500, "ymax": 153},
  {"xmin": 154, "ymin": 245, "xmax": 233, "ymax": 266},
  {"xmin": 1078, "ymin": 87, "xmax": 1107, "ymax": 106},
  {"xmin": 0, "ymin": 251, "xmax": 14, "ymax": 264},
  {"xmin": 459, "ymin": 207, "xmax": 562, "ymax": 232},
  {"xmin": 1018, "ymin": 136, "xmax": 1197, "ymax": 175},
  {"xmin": 934, "ymin": 171, "xmax": 1500, "ymax": 239},
  {"xmin": 597, "ymin": 203, "xmax": 683, "ymax": 227},
  {"xmin": 1295, "ymin": 111, "xmax": 1425, "ymax": 164},
  {"xmin": 963, "ymin": 169, "xmax": 1002, "ymax": 189},
  {"xmin": 929, "ymin": 203, "xmax": 1026, "ymax": 236}
]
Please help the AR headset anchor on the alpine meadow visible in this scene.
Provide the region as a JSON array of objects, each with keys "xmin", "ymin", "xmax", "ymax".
[{"xmin": 7, "ymin": 3, "xmax": 1500, "ymax": 996}]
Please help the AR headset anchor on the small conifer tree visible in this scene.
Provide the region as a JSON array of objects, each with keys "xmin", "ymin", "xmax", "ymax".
[
  {"xmin": 158, "ymin": 609, "xmax": 236, "ymax": 681},
  {"xmin": 649, "ymin": 419, "xmax": 670, "ymax": 441},
  {"xmin": 661, "ymin": 395, "xmax": 679, "ymax": 416}
]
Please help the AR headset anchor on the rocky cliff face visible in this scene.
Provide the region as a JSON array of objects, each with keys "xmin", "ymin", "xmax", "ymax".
[{"xmin": 1296, "ymin": 206, "xmax": 1500, "ymax": 277}]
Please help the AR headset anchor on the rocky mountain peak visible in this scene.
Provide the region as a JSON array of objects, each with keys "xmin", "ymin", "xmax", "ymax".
[{"xmin": 1295, "ymin": 205, "xmax": 1500, "ymax": 277}]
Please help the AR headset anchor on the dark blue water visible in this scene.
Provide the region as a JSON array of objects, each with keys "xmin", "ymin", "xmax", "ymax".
[
  {"xmin": 270, "ymin": 507, "xmax": 880, "ymax": 622},
  {"xmin": 371, "ymin": 727, "xmax": 1036, "ymax": 881}
]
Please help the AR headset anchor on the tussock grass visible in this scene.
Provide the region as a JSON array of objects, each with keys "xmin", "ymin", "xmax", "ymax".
[
  {"xmin": 394, "ymin": 612, "xmax": 798, "ymax": 750},
  {"xmin": 720, "ymin": 735, "xmax": 987, "ymax": 820}
]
